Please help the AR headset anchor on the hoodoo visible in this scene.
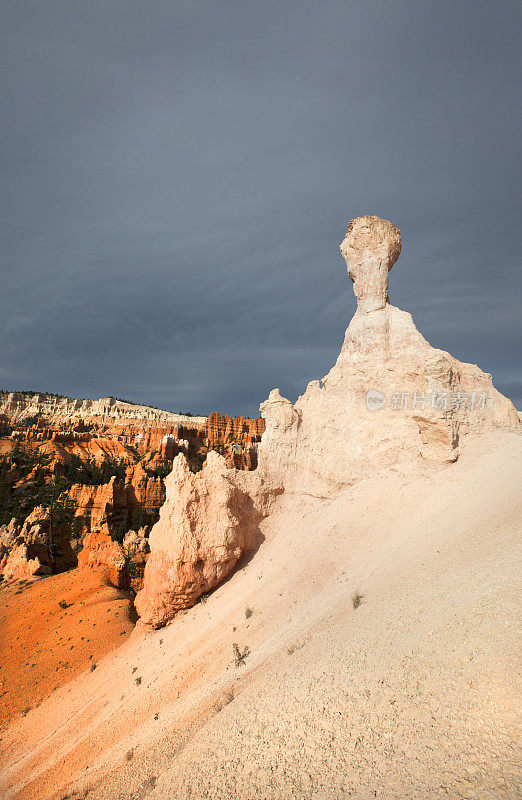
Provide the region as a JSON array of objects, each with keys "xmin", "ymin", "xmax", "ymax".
[
  {"xmin": 136, "ymin": 216, "xmax": 519, "ymax": 627},
  {"xmin": 341, "ymin": 214, "xmax": 401, "ymax": 312},
  {"xmin": 256, "ymin": 215, "xmax": 518, "ymax": 492}
]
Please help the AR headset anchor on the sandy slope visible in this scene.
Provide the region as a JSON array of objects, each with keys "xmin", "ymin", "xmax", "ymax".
[
  {"xmin": 0, "ymin": 430, "xmax": 520, "ymax": 800},
  {"xmin": 0, "ymin": 569, "xmax": 135, "ymax": 730}
]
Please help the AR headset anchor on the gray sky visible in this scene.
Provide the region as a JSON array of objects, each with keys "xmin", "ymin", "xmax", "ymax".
[{"xmin": 1, "ymin": 0, "xmax": 521, "ymax": 415}]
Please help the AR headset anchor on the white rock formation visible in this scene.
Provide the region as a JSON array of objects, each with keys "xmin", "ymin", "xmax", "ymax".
[
  {"xmin": 341, "ymin": 215, "xmax": 401, "ymax": 312},
  {"xmin": 256, "ymin": 215, "xmax": 519, "ymax": 495},
  {"xmin": 134, "ymin": 451, "xmax": 262, "ymax": 627},
  {"xmin": 136, "ymin": 215, "xmax": 519, "ymax": 626}
]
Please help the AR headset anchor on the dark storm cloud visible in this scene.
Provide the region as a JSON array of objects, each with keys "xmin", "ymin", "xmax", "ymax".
[{"xmin": 1, "ymin": 0, "xmax": 521, "ymax": 414}]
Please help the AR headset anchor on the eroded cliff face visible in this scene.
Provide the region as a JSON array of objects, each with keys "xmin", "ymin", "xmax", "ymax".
[
  {"xmin": 136, "ymin": 215, "xmax": 519, "ymax": 627},
  {"xmin": 68, "ymin": 468, "xmax": 165, "ymax": 533},
  {"xmin": 0, "ymin": 394, "xmax": 207, "ymax": 428},
  {"xmin": 204, "ymin": 411, "xmax": 264, "ymax": 470},
  {"xmin": 0, "ymin": 506, "xmax": 77, "ymax": 581},
  {"xmin": 205, "ymin": 412, "xmax": 265, "ymax": 446},
  {"xmin": 0, "ymin": 398, "xmax": 263, "ymax": 477}
]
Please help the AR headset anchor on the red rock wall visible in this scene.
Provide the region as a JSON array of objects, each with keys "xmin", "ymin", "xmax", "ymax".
[{"xmin": 205, "ymin": 412, "xmax": 265, "ymax": 445}]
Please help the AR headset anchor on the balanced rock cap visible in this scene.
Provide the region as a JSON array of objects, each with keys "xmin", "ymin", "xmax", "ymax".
[{"xmin": 340, "ymin": 215, "xmax": 401, "ymax": 314}]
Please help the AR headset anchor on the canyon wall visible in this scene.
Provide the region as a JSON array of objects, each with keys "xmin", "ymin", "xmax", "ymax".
[
  {"xmin": 204, "ymin": 411, "xmax": 264, "ymax": 470},
  {"xmin": 1, "ymin": 395, "xmax": 263, "ymax": 471},
  {"xmin": 0, "ymin": 393, "xmax": 264, "ymax": 585},
  {"xmin": 0, "ymin": 393, "xmax": 207, "ymax": 427},
  {"xmin": 204, "ymin": 411, "xmax": 265, "ymax": 445}
]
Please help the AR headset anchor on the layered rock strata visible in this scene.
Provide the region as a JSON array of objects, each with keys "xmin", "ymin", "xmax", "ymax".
[
  {"xmin": 204, "ymin": 411, "xmax": 265, "ymax": 446},
  {"xmin": 0, "ymin": 393, "xmax": 207, "ymax": 427}
]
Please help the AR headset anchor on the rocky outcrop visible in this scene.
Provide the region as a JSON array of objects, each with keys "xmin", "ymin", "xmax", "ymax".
[
  {"xmin": 77, "ymin": 525, "xmax": 150, "ymax": 591},
  {"xmin": 77, "ymin": 526, "xmax": 127, "ymax": 588},
  {"xmin": 0, "ymin": 516, "xmax": 48, "ymax": 581},
  {"xmin": 226, "ymin": 447, "xmax": 259, "ymax": 471},
  {"xmin": 204, "ymin": 412, "xmax": 265, "ymax": 447},
  {"xmin": 122, "ymin": 529, "xmax": 150, "ymax": 592},
  {"xmin": 0, "ymin": 507, "xmax": 76, "ymax": 580},
  {"xmin": 126, "ymin": 464, "xmax": 165, "ymax": 519},
  {"xmin": 122, "ymin": 529, "xmax": 149, "ymax": 558},
  {"xmin": 341, "ymin": 215, "xmax": 401, "ymax": 313},
  {"xmin": 68, "ymin": 469, "xmax": 165, "ymax": 540},
  {"xmin": 0, "ymin": 519, "xmax": 18, "ymax": 572},
  {"xmin": 136, "ymin": 425, "xmax": 203, "ymax": 460},
  {"xmin": 134, "ymin": 452, "xmax": 263, "ymax": 627},
  {"xmin": 136, "ymin": 214, "xmax": 519, "ymax": 628},
  {"xmin": 69, "ymin": 477, "xmax": 129, "ymax": 534},
  {"xmin": 1, "ymin": 543, "xmax": 50, "ymax": 581},
  {"xmin": 256, "ymin": 216, "xmax": 519, "ymax": 495},
  {"xmin": 204, "ymin": 412, "xmax": 264, "ymax": 472}
]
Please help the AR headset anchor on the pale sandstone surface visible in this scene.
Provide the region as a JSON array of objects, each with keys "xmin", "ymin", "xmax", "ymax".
[
  {"xmin": 134, "ymin": 451, "xmax": 263, "ymax": 627},
  {"xmin": 256, "ymin": 302, "xmax": 518, "ymax": 496},
  {"xmin": 255, "ymin": 216, "xmax": 518, "ymax": 496},
  {"xmin": 340, "ymin": 214, "xmax": 401, "ymax": 312}
]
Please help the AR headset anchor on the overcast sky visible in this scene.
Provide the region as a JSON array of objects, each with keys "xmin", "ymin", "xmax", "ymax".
[{"xmin": 1, "ymin": 0, "xmax": 520, "ymax": 415}]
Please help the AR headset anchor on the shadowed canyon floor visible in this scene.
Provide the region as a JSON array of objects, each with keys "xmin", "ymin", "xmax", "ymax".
[{"xmin": 0, "ymin": 431, "xmax": 520, "ymax": 800}]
